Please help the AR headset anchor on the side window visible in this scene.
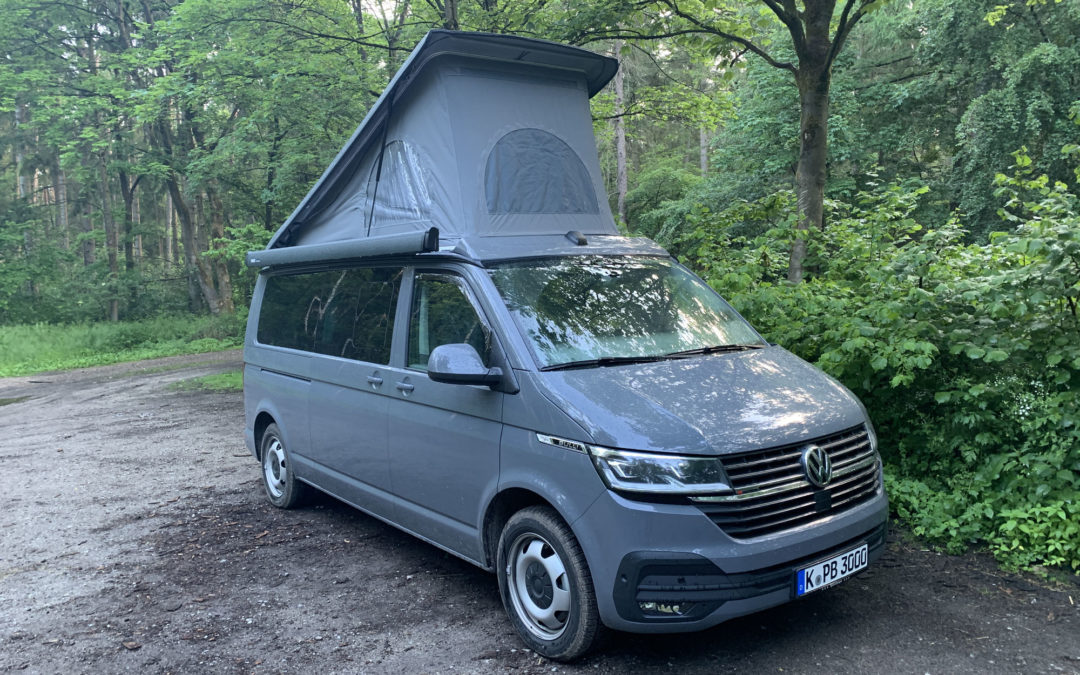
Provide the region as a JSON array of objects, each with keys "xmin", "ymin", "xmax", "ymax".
[
  {"xmin": 408, "ymin": 273, "xmax": 492, "ymax": 371},
  {"xmin": 258, "ymin": 267, "xmax": 403, "ymax": 364},
  {"xmin": 258, "ymin": 272, "xmax": 327, "ymax": 352}
]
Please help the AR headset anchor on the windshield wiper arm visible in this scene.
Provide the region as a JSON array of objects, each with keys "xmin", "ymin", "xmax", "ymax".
[
  {"xmin": 540, "ymin": 355, "xmax": 669, "ymax": 372},
  {"xmin": 665, "ymin": 343, "xmax": 767, "ymax": 358}
]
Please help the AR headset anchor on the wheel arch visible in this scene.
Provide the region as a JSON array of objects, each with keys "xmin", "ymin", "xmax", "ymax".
[
  {"xmin": 482, "ymin": 487, "xmax": 562, "ymax": 569},
  {"xmin": 253, "ymin": 411, "xmax": 277, "ymax": 460}
]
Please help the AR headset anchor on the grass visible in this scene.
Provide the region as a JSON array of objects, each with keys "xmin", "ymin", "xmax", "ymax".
[
  {"xmin": 169, "ymin": 370, "xmax": 243, "ymax": 392},
  {"xmin": 0, "ymin": 313, "xmax": 245, "ymax": 377},
  {"xmin": 128, "ymin": 359, "xmax": 225, "ymax": 377}
]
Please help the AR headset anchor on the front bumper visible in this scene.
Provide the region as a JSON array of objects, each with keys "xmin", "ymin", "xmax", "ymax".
[
  {"xmin": 571, "ymin": 484, "xmax": 889, "ymax": 633},
  {"xmin": 612, "ymin": 521, "xmax": 886, "ymax": 624}
]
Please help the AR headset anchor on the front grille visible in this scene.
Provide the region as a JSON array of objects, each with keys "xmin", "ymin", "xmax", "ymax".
[{"xmin": 695, "ymin": 425, "xmax": 880, "ymax": 539}]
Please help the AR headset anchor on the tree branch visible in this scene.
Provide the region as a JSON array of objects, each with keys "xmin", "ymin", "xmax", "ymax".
[
  {"xmin": 855, "ymin": 54, "xmax": 915, "ymax": 70},
  {"xmin": 827, "ymin": 0, "xmax": 873, "ymax": 68},
  {"xmin": 660, "ymin": 0, "xmax": 797, "ymax": 73},
  {"xmin": 628, "ymin": 43, "xmax": 711, "ymax": 96},
  {"xmin": 852, "ymin": 70, "xmax": 932, "ymax": 91},
  {"xmin": 761, "ymin": 0, "xmax": 806, "ymax": 54}
]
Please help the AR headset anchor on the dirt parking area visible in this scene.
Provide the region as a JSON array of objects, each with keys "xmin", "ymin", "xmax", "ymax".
[{"xmin": 1, "ymin": 352, "xmax": 1078, "ymax": 674}]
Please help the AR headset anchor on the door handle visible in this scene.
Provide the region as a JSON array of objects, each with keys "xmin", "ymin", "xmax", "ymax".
[
  {"xmin": 366, "ymin": 375, "xmax": 384, "ymax": 388},
  {"xmin": 395, "ymin": 381, "xmax": 414, "ymax": 394}
]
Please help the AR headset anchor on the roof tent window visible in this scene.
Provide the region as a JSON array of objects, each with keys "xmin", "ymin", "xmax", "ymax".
[
  {"xmin": 485, "ymin": 128, "xmax": 599, "ymax": 215},
  {"xmin": 368, "ymin": 140, "xmax": 432, "ymax": 226}
]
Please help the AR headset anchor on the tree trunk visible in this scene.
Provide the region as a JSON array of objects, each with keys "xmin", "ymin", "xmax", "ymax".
[
  {"xmin": 133, "ymin": 193, "xmax": 142, "ymax": 264},
  {"xmin": 785, "ymin": 0, "xmax": 837, "ymax": 284},
  {"xmin": 14, "ymin": 102, "xmax": 30, "ymax": 199},
  {"xmin": 118, "ymin": 169, "xmax": 137, "ymax": 272},
  {"xmin": 788, "ymin": 67, "xmax": 830, "ymax": 283},
  {"xmin": 444, "ymin": 0, "xmax": 459, "ymax": 30},
  {"xmin": 98, "ymin": 160, "xmax": 120, "ymax": 321},
  {"xmin": 207, "ymin": 188, "xmax": 235, "ymax": 314},
  {"xmin": 699, "ymin": 127, "xmax": 709, "ymax": 176},
  {"xmin": 166, "ymin": 177, "xmax": 224, "ymax": 314},
  {"xmin": 613, "ymin": 40, "xmax": 628, "ymax": 226},
  {"xmin": 166, "ymin": 192, "xmax": 176, "ymax": 265},
  {"xmin": 56, "ymin": 165, "xmax": 70, "ymax": 249},
  {"xmin": 81, "ymin": 201, "xmax": 95, "ymax": 266},
  {"xmin": 264, "ymin": 119, "xmax": 285, "ymax": 231},
  {"xmin": 348, "ymin": 0, "xmax": 367, "ymax": 61},
  {"xmin": 14, "ymin": 100, "xmax": 37, "ymax": 297}
]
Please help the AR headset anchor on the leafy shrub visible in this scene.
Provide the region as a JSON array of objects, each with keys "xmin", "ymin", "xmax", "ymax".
[
  {"xmin": 0, "ymin": 313, "xmax": 245, "ymax": 377},
  {"xmin": 679, "ymin": 153, "xmax": 1080, "ymax": 571}
]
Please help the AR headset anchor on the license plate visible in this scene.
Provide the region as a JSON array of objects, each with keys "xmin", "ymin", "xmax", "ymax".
[{"xmin": 796, "ymin": 544, "xmax": 868, "ymax": 596}]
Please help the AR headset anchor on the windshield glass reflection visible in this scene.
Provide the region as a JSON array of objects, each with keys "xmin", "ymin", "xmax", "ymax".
[{"xmin": 487, "ymin": 256, "xmax": 764, "ymax": 369}]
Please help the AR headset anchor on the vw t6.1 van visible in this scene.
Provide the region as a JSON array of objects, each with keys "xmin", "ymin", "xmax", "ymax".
[{"xmin": 243, "ymin": 31, "xmax": 887, "ymax": 661}]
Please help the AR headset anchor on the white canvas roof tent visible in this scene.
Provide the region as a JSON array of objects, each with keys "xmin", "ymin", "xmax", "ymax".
[{"xmin": 246, "ymin": 30, "xmax": 667, "ymax": 270}]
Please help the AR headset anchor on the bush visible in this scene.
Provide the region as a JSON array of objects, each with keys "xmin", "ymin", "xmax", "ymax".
[
  {"xmin": 0, "ymin": 313, "xmax": 245, "ymax": 377},
  {"xmin": 679, "ymin": 154, "xmax": 1080, "ymax": 571}
]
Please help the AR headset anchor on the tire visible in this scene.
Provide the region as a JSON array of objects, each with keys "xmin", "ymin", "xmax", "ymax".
[
  {"xmin": 259, "ymin": 423, "xmax": 308, "ymax": 509},
  {"xmin": 496, "ymin": 506, "xmax": 603, "ymax": 661}
]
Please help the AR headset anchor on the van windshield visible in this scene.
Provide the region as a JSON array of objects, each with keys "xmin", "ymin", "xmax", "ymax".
[{"xmin": 487, "ymin": 256, "xmax": 765, "ymax": 370}]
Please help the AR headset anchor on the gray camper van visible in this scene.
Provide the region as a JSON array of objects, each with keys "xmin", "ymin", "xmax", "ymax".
[{"xmin": 243, "ymin": 31, "xmax": 888, "ymax": 661}]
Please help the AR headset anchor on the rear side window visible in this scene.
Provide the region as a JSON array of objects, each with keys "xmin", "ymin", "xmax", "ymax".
[{"xmin": 258, "ymin": 267, "xmax": 403, "ymax": 363}]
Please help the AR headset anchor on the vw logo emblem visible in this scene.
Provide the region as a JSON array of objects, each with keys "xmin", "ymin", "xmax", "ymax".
[{"xmin": 800, "ymin": 444, "xmax": 832, "ymax": 487}]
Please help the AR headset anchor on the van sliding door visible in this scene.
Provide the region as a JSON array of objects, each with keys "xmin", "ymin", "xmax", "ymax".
[{"xmin": 304, "ymin": 266, "xmax": 404, "ymax": 518}]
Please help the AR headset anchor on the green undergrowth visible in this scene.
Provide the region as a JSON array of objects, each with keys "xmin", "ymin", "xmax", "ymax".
[
  {"xmin": 169, "ymin": 370, "xmax": 243, "ymax": 392},
  {"xmin": 0, "ymin": 312, "xmax": 245, "ymax": 377},
  {"xmin": 672, "ymin": 151, "xmax": 1080, "ymax": 572}
]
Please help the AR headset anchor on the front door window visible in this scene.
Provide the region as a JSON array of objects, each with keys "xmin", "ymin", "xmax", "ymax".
[{"xmin": 407, "ymin": 273, "xmax": 492, "ymax": 371}]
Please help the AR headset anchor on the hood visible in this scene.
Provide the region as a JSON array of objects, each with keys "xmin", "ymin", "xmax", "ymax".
[{"xmin": 535, "ymin": 346, "xmax": 865, "ymax": 455}]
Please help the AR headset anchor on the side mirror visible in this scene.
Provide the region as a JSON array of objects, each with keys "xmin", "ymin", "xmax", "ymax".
[{"xmin": 427, "ymin": 343, "xmax": 503, "ymax": 387}]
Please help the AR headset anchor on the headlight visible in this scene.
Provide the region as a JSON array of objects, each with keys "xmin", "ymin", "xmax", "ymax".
[{"xmin": 587, "ymin": 445, "xmax": 730, "ymax": 494}]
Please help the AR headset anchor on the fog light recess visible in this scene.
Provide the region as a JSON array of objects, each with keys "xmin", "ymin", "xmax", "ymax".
[{"xmin": 638, "ymin": 601, "xmax": 694, "ymax": 617}]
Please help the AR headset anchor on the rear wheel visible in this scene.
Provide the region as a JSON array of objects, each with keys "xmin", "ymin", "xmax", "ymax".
[
  {"xmin": 496, "ymin": 506, "xmax": 602, "ymax": 661},
  {"xmin": 260, "ymin": 423, "xmax": 308, "ymax": 509}
]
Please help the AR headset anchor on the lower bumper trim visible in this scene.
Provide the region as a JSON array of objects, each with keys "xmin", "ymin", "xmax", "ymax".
[{"xmin": 612, "ymin": 522, "xmax": 888, "ymax": 623}]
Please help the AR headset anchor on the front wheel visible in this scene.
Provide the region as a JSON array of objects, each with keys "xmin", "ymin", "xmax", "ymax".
[
  {"xmin": 496, "ymin": 506, "xmax": 603, "ymax": 661},
  {"xmin": 260, "ymin": 423, "xmax": 309, "ymax": 509}
]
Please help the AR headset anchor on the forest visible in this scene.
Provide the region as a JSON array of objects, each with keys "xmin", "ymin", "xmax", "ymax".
[{"xmin": 1, "ymin": 0, "xmax": 1078, "ymax": 572}]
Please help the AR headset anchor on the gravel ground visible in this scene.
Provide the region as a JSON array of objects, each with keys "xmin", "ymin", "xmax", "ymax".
[{"xmin": 1, "ymin": 351, "xmax": 1078, "ymax": 674}]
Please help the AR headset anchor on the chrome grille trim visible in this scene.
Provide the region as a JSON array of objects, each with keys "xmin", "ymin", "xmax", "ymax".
[
  {"xmin": 693, "ymin": 425, "xmax": 880, "ymax": 539},
  {"xmin": 691, "ymin": 455, "xmax": 877, "ymax": 503}
]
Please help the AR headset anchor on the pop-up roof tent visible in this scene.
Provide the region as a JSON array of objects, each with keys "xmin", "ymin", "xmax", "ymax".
[{"xmin": 248, "ymin": 30, "xmax": 666, "ymax": 269}]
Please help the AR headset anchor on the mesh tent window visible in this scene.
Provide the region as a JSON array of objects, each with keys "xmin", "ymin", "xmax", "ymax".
[
  {"xmin": 485, "ymin": 128, "xmax": 598, "ymax": 215},
  {"xmin": 367, "ymin": 140, "xmax": 433, "ymax": 227}
]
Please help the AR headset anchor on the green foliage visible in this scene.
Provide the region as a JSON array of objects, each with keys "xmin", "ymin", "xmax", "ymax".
[
  {"xmin": 169, "ymin": 369, "xmax": 243, "ymax": 392},
  {"xmin": 625, "ymin": 164, "xmax": 702, "ymax": 235},
  {"xmin": 208, "ymin": 223, "xmax": 275, "ymax": 309},
  {"xmin": 679, "ymin": 153, "xmax": 1080, "ymax": 571},
  {"xmin": 0, "ymin": 314, "xmax": 244, "ymax": 377}
]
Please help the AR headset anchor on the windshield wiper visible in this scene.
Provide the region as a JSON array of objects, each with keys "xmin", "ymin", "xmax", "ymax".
[
  {"xmin": 665, "ymin": 343, "xmax": 767, "ymax": 358},
  {"xmin": 540, "ymin": 355, "xmax": 670, "ymax": 372}
]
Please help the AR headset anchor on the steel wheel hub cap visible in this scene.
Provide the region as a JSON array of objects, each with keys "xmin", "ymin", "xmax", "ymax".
[
  {"xmin": 507, "ymin": 533, "xmax": 571, "ymax": 640},
  {"xmin": 264, "ymin": 439, "xmax": 287, "ymax": 499}
]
